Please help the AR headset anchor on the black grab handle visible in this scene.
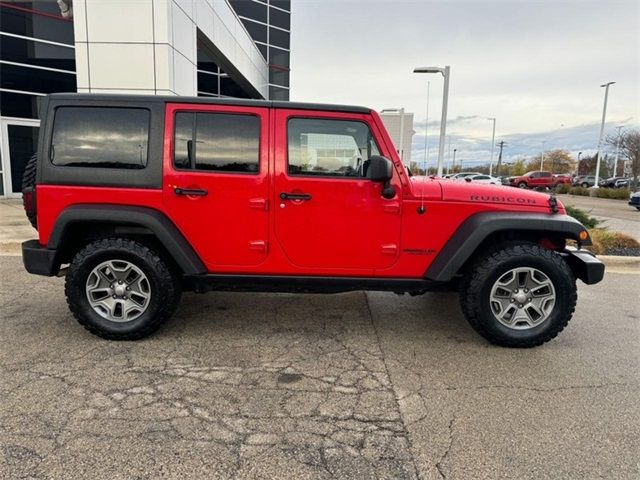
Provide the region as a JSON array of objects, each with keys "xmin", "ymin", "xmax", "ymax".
[
  {"xmin": 174, "ymin": 187, "xmax": 208, "ymax": 196},
  {"xmin": 280, "ymin": 192, "xmax": 312, "ymax": 201}
]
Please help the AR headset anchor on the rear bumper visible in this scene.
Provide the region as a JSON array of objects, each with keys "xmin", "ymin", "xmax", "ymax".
[
  {"xmin": 629, "ymin": 197, "xmax": 640, "ymax": 206},
  {"xmin": 562, "ymin": 249, "xmax": 605, "ymax": 285},
  {"xmin": 22, "ymin": 239, "xmax": 58, "ymax": 276}
]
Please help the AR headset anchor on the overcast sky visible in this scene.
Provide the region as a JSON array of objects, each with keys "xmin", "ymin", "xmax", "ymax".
[{"xmin": 290, "ymin": 0, "xmax": 639, "ymax": 167}]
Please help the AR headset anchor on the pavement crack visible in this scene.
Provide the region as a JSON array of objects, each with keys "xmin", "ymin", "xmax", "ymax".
[
  {"xmin": 363, "ymin": 291, "xmax": 422, "ymax": 480},
  {"xmin": 435, "ymin": 415, "xmax": 455, "ymax": 479}
]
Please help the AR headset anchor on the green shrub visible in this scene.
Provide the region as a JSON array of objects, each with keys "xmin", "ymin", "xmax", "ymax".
[
  {"xmin": 591, "ymin": 188, "xmax": 630, "ymax": 200},
  {"xmin": 568, "ymin": 186, "xmax": 590, "ymax": 196},
  {"xmin": 555, "ymin": 184, "xmax": 571, "ymax": 194},
  {"xmin": 565, "ymin": 205, "xmax": 599, "ymax": 229},
  {"xmin": 586, "ymin": 229, "xmax": 640, "ymax": 255}
]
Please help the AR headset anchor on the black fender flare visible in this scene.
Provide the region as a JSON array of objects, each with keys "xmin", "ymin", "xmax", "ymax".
[
  {"xmin": 424, "ymin": 212, "xmax": 590, "ymax": 282},
  {"xmin": 48, "ymin": 204, "xmax": 206, "ymax": 275}
]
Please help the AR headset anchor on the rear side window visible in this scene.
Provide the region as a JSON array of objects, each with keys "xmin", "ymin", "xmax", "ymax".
[
  {"xmin": 51, "ymin": 107, "xmax": 149, "ymax": 169},
  {"xmin": 173, "ymin": 112, "xmax": 260, "ymax": 173}
]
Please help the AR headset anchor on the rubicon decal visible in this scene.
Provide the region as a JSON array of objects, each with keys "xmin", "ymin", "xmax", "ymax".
[{"xmin": 470, "ymin": 195, "xmax": 537, "ymax": 205}]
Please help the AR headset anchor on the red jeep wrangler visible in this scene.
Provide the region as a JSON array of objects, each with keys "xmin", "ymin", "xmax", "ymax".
[{"xmin": 21, "ymin": 94, "xmax": 604, "ymax": 347}]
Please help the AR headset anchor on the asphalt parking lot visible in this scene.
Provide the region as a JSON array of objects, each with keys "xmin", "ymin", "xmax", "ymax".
[
  {"xmin": 557, "ymin": 194, "xmax": 640, "ymax": 240},
  {"xmin": 1, "ymin": 255, "xmax": 638, "ymax": 479}
]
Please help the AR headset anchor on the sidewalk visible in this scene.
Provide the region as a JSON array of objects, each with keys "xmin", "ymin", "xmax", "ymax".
[{"xmin": 0, "ymin": 199, "xmax": 35, "ymax": 253}]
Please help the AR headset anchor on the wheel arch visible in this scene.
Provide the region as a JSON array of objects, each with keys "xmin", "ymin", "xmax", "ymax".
[
  {"xmin": 424, "ymin": 212, "xmax": 591, "ymax": 282},
  {"xmin": 48, "ymin": 205, "xmax": 206, "ymax": 275}
]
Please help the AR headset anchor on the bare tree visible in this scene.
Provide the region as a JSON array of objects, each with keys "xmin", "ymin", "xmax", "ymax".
[{"xmin": 607, "ymin": 129, "xmax": 640, "ymax": 189}]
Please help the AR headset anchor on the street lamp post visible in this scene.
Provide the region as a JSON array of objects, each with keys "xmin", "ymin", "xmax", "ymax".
[
  {"xmin": 452, "ymin": 148, "xmax": 457, "ymax": 172},
  {"xmin": 594, "ymin": 81, "xmax": 615, "ymax": 188},
  {"xmin": 414, "ymin": 65, "xmax": 451, "ymax": 177},
  {"xmin": 540, "ymin": 141, "xmax": 546, "ymax": 170},
  {"xmin": 488, "ymin": 117, "xmax": 496, "ymax": 175},
  {"xmin": 613, "ymin": 126, "xmax": 623, "ymax": 177},
  {"xmin": 576, "ymin": 151, "xmax": 582, "ymax": 176}
]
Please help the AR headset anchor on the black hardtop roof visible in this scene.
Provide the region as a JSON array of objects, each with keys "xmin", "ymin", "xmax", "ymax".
[{"xmin": 47, "ymin": 93, "xmax": 372, "ymax": 114}]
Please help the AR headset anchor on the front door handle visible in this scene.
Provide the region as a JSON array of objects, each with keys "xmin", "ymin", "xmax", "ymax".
[
  {"xmin": 174, "ymin": 187, "xmax": 208, "ymax": 196},
  {"xmin": 280, "ymin": 192, "xmax": 312, "ymax": 201}
]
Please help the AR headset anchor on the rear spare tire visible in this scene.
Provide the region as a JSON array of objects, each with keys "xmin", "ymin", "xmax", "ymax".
[{"xmin": 21, "ymin": 153, "xmax": 38, "ymax": 229}]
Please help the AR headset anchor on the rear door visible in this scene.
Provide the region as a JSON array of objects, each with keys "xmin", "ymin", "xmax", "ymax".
[
  {"xmin": 163, "ymin": 103, "xmax": 269, "ymax": 268},
  {"xmin": 272, "ymin": 109, "xmax": 402, "ymax": 273}
]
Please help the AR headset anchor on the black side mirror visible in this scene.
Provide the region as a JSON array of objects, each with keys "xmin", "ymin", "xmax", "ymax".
[{"xmin": 367, "ymin": 155, "xmax": 396, "ymax": 199}]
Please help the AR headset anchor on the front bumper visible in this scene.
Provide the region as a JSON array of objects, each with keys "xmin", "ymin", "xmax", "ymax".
[
  {"xmin": 22, "ymin": 239, "xmax": 58, "ymax": 276},
  {"xmin": 562, "ymin": 249, "xmax": 605, "ymax": 285},
  {"xmin": 629, "ymin": 196, "xmax": 640, "ymax": 206}
]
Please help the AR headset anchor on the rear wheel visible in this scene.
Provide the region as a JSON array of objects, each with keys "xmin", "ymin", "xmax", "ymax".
[
  {"xmin": 581, "ymin": 182, "xmax": 589, "ymax": 188},
  {"xmin": 518, "ymin": 182, "xmax": 527, "ymax": 188},
  {"xmin": 65, "ymin": 238, "xmax": 181, "ymax": 340},
  {"xmin": 460, "ymin": 243, "xmax": 576, "ymax": 348}
]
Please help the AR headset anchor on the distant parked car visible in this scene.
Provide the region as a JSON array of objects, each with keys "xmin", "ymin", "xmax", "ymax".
[
  {"xmin": 614, "ymin": 178, "xmax": 631, "ymax": 189},
  {"xmin": 451, "ymin": 172, "xmax": 482, "ymax": 180},
  {"xmin": 553, "ymin": 174, "xmax": 572, "ymax": 186},
  {"xmin": 600, "ymin": 177, "xmax": 627, "ymax": 188},
  {"xmin": 468, "ymin": 174, "xmax": 501, "ymax": 185},
  {"xmin": 629, "ymin": 191, "xmax": 640, "ymax": 210},
  {"xmin": 572, "ymin": 175, "xmax": 603, "ymax": 188},
  {"xmin": 510, "ymin": 171, "xmax": 556, "ymax": 189},
  {"xmin": 500, "ymin": 176, "xmax": 513, "ymax": 186}
]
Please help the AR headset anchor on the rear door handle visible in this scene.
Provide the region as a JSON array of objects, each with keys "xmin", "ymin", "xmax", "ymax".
[
  {"xmin": 174, "ymin": 187, "xmax": 208, "ymax": 196},
  {"xmin": 280, "ymin": 192, "xmax": 312, "ymax": 201}
]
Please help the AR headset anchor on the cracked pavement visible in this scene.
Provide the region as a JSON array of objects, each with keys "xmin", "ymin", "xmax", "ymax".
[{"xmin": 1, "ymin": 256, "xmax": 638, "ymax": 479}]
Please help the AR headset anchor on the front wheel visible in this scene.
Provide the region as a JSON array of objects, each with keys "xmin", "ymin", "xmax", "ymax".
[
  {"xmin": 581, "ymin": 182, "xmax": 589, "ymax": 188},
  {"xmin": 460, "ymin": 243, "xmax": 576, "ymax": 348},
  {"xmin": 518, "ymin": 182, "xmax": 527, "ymax": 188},
  {"xmin": 65, "ymin": 238, "xmax": 181, "ymax": 340}
]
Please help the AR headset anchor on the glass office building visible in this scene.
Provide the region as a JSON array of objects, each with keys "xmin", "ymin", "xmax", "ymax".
[{"xmin": 0, "ymin": 0, "xmax": 291, "ymax": 198}]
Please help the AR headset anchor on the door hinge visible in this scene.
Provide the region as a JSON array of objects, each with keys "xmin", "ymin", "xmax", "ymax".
[{"xmin": 382, "ymin": 203, "xmax": 401, "ymax": 215}]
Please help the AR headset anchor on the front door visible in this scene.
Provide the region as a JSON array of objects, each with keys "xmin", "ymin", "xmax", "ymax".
[
  {"xmin": 0, "ymin": 118, "xmax": 40, "ymax": 198},
  {"xmin": 273, "ymin": 110, "xmax": 402, "ymax": 274},
  {"xmin": 162, "ymin": 104, "xmax": 269, "ymax": 269}
]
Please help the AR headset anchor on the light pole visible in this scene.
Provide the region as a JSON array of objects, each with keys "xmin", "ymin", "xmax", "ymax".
[
  {"xmin": 540, "ymin": 141, "xmax": 546, "ymax": 170},
  {"xmin": 576, "ymin": 151, "xmax": 582, "ymax": 176},
  {"xmin": 422, "ymin": 81, "xmax": 431, "ymax": 174},
  {"xmin": 488, "ymin": 117, "xmax": 496, "ymax": 175},
  {"xmin": 414, "ymin": 65, "xmax": 451, "ymax": 177},
  {"xmin": 613, "ymin": 125, "xmax": 623, "ymax": 177},
  {"xmin": 452, "ymin": 148, "xmax": 457, "ymax": 172},
  {"xmin": 594, "ymin": 81, "xmax": 615, "ymax": 188},
  {"xmin": 446, "ymin": 135, "xmax": 452, "ymax": 174}
]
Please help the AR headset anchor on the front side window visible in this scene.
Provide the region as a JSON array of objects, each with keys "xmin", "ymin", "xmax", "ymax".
[
  {"xmin": 173, "ymin": 112, "xmax": 260, "ymax": 173},
  {"xmin": 51, "ymin": 107, "xmax": 149, "ymax": 169},
  {"xmin": 287, "ymin": 118, "xmax": 380, "ymax": 178}
]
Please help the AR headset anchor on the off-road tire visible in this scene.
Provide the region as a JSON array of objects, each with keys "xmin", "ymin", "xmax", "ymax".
[
  {"xmin": 460, "ymin": 242, "xmax": 577, "ymax": 348},
  {"xmin": 518, "ymin": 182, "xmax": 527, "ymax": 188},
  {"xmin": 21, "ymin": 153, "xmax": 38, "ymax": 229},
  {"xmin": 65, "ymin": 238, "xmax": 181, "ymax": 340}
]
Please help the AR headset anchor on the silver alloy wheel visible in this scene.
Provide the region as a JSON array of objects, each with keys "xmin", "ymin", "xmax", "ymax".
[
  {"xmin": 85, "ymin": 260, "xmax": 151, "ymax": 322},
  {"xmin": 489, "ymin": 267, "xmax": 556, "ymax": 330}
]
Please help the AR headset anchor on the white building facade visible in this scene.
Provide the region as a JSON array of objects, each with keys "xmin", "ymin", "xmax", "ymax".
[{"xmin": 379, "ymin": 109, "xmax": 414, "ymax": 166}]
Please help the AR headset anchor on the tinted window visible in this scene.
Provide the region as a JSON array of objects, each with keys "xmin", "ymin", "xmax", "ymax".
[
  {"xmin": 541, "ymin": 171, "xmax": 552, "ymax": 177},
  {"xmin": 0, "ymin": 91, "xmax": 41, "ymax": 118},
  {"xmin": 229, "ymin": 0, "xmax": 267, "ymax": 23},
  {"xmin": 269, "ymin": 27, "xmax": 290, "ymax": 49},
  {"xmin": 241, "ymin": 18, "xmax": 267, "ymax": 43},
  {"xmin": 1, "ymin": 63, "xmax": 76, "ymax": 94},
  {"xmin": 269, "ymin": 85, "xmax": 289, "ymax": 101},
  {"xmin": 269, "ymin": 67, "xmax": 289, "ymax": 87},
  {"xmin": 1, "ymin": 5, "xmax": 74, "ymax": 45},
  {"xmin": 269, "ymin": 47, "xmax": 289, "ymax": 68},
  {"xmin": 174, "ymin": 112, "xmax": 260, "ymax": 173},
  {"xmin": 269, "ymin": 7, "xmax": 290, "ymax": 30},
  {"xmin": 0, "ymin": 35, "xmax": 76, "ymax": 71},
  {"xmin": 51, "ymin": 107, "xmax": 149, "ymax": 169},
  {"xmin": 288, "ymin": 118, "xmax": 380, "ymax": 178}
]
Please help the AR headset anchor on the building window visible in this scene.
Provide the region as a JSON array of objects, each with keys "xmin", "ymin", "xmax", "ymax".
[
  {"xmin": 268, "ymin": 27, "xmax": 289, "ymax": 49},
  {"xmin": 0, "ymin": 35, "xmax": 75, "ymax": 71},
  {"xmin": 269, "ymin": 7, "xmax": 290, "ymax": 30},
  {"xmin": 1, "ymin": 63, "xmax": 76, "ymax": 94},
  {"xmin": 229, "ymin": 0, "xmax": 268, "ymax": 23},
  {"xmin": 0, "ymin": 3, "xmax": 74, "ymax": 45},
  {"xmin": 174, "ymin": 112, "xmax": 260, "ymax": 174},
  {"xmin": 287, "ymin": 118, "xmax": 380, "ymax": 178},
  {"xmin": 269, "ymin": 85, "xmax": 289, "ymax": 101},
  {"xmin": 240, "ymin": 18, "xmax": 267, "ymax": 43},
  {"xmin": 0, "ymin": 91, "xmax": 41, "ymax": 119},
  {"xmin": 51, "ymin": 107, "xmax": 150, "ymax": 169}
]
